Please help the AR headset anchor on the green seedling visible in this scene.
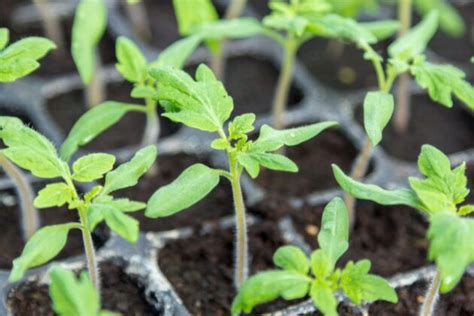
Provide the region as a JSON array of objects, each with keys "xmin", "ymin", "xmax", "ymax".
[
  {"xmin": 49, "ymin": 265, "xmax": 120, "ymax": 316},
  {"xmin": 343, "ymin": 11, "xmax": 474, "ymax": 225},
  {"xmin": 114, "ymin": 35, "xmax": 202, "ymax": 147},
  {"xmin": 172, "ymin": 0, "xmax": 263, "ymax": 79},
  {"xmin": 232, "ymin": 197, "xmax": 397, "ymax": 316},
  {"xmin": 333, "ymin": 145, "xmax": 474, "ymax": 316},
  {"xmin": 0, "ymin": 27, "xmax": 56, "ymax": 240},
  {"xmin": 1, "ymin": 118, "xmax": 157, "ymax": 295},
  {"xmin": 144, "ymin": 64, "xmax": 337, "ymax": 288},
  {"xmin": 72, "ymin": 0, "xmax": 107, "ymax": 108},
  {"xmin": 32, "ymin": 0, "xmax": 66, "ymax": 55}
]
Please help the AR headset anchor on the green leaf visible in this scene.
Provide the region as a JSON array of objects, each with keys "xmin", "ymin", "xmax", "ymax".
[
  {"xmin": 0, "ymin": 119, "xmax": 65, "ymax": 178},
  {"xmin": 72, "ymin": 0, "xmax": 107, "ymax": 84},
  {"xmin": 310, "ymin": 281, "xmax": 337, "ymax": 316},
  {"xmin": 115, "ymin": 37, "xmax": 147, "ymax": 83},
  {"xmin": 34, "ymin": 183, "xmax": 73, "ymax": 208},
  {"xmin": 0, "ymin": 28, "xmax": 9, "ymax": 50},
  {"xmin": 363, "ymin": 91, "xmax": 394, "ymax": 146},
  {"xmin": 360, "ymin": 20, "xmax": 400, "ymax": 41},
  {"xmin": 417, "ymin": 144, "xmax": 451, "ymax": 178},
  {"xmin": 428, "ymin": 212, "xmax": 474, "ymax": 293},
  {"xmin": 411, "ymin": 58, "xmax": 474, "ymax": 109},
  {"xmin": 311, "ymin": 249, "xmax": 332, "ymax": 279},
  {"xmin": 97, "ymin": 198, "xmax": 145, "ymax": 212},
  {"xmin": 312, "ymin": 14, "xmax": 377, "ymax": 45},
  {"xmin": 231, "ymin": 271, "xmax": 311, "ymax": 316},
  {"xmin": 103, "ymin": 207, "xmax": 139, "ymax": 243},
  {"xmin": 228, "ymin": 113, "xmax": 255, "ymax": 140},
  {"xmin": 409, "ymin": 177, "xmax": 457, "ymax": 213},
  {"xmin": 60, "ymin": 102, "xmax": 142, "ymax": 162},
  {"xmin": 10, "ymin": 223, "xmax": 80, "ymax": 282},
  {"xmin": 192, "ymin": 18, "xmax": 264, "ymax": 40},
  {"xmin": 151, "ymin": 64, "xmax": 233, "ymax": 132},
  {"xmin": 146, "ymin": 163, "xmax": 220, "ymax": 218},
  {"xmin": 459, "ymin": 205, "xmax": 474, "ymax": 216},
  {"xmin": 0, "ymin": 59, "xmax": 40, "ymax": 82},
  {"xmin": 152, "ymin": 35, "xmax": 202, "ymax": 69},
  {"xmin": 273, "ymin": 246, "xmax": 309, "ymax": 274},
  {"xmin": 72, "ymin": 153, "xmax": 116, "ymax": 182},
  {"xmin": 102, "ymin": 145, "xmax": 157, "ymax": 195},
  {"xmin": 414, "ymin": 0, "xmax": 465, "ymax": 38},
  {"xmin": 172, "ymin": 0, "xmax": 218, "ymax": 35},
  {"xmin": 252, "ymin": 121, "xmax": 338, "ymax": 152},
  {"xmin": 340, "ymin": 260, "xmax": 397, "ymax": 304},
  {"xmin": 318, "ymin": 197, "xmax": 349, "ymax": 268},
  {"xmin": 49, "ymin": 266, "xmax": 100, "ymax": 316},
  {"xmin": 238, "ymin": 152, "xmax": 298, "ymax": 178},
  {"xmin": 388, "ymin": 11, "xmax": 439, "ymax": 61},
  {"xmin": 0, "ymin": 37, "xmax": 56, "ymax": 61},
  {"xmin": 332, "ymin": 164, "xmax": 425, "ymax": 211}
]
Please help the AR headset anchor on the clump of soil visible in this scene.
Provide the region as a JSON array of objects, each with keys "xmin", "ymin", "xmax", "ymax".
[
  {"xmin": 369, "ymin": 275, "xmax": 474, "ymax": 315},
  {"xmin": 8, "ymin": 260, "xmax": 159, "ymax": 316}
]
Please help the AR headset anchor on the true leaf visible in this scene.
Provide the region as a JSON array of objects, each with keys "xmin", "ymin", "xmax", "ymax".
[
  {"xmin": 0, "ymin": 37, "xmax": 56, "ymax": 61},
  {"xmin": 152, "ymin": 35, "xmax": 202, "ymax": 69},
  {"xmin": 360, "ymin": 20, "xmax": 400, "ymax": 41},
  {"xmin": 72, "ymin": 153, "xmax": 116, "ymax": 182},
  {"xmin": 311, "ymin": 249, "xmax": 332, "ymax": 279},
  {"xmin": 363, "ymin": 91, "xmax": 394, "ymax": 146},
  {"xmin": 0, "ymin": 59, "xmax": 40, "ymax": 82},
  {"xmin": 103, "ymin": 207, "xmax": 139, "ymax": 243},
  {"xmin": 192, "ymin": 18, "xmax": 264, "ymax": 40},
  {"xmin": 34, "ymin": 183, "xmax": 73, "ymax": 208},
  {"xmin": 173, "ymin": 0, "xmax": 218, "ymax": 35},
  {"xmin": 231, "ymin": 271, "xmax": 311, "ymax": 316},
  {"xmin": 10, "ymin": 223, "xmax": 81, "ymax": 282},
  {"xmin": 146, "ymin": 163, "xmax": 220, "ymax": 218},
  {"xmin": 310, "ymin": 281, "xmax": 337, "ymax": 316},
  {"xmin": 229, "ymin": 113, "xmax": 255, "ymax": 140},
  {"xmin": 273, "ymin": 246, "xmax": 309, "ymax": 274},
  {"xmin": 414, "ymin": 0, "xmax": 465, "ymax": 38},
  {"xmin": 102, "ymin": 145, "xmax": 157, "ymax": 195},
  {"xmin": 417, "ymin": 144, "xmax": 452, "ymax": 178},
  {"xmin": 71, "ymin": 0, "xmax": 107, "ymax": 84},
  {"xmin": 115, "ymin": 37, "xmax": 147, "ymax": 84},
  {"xmin": 238, "ymin": 152, "xmax": 298, "ymax": 178}
]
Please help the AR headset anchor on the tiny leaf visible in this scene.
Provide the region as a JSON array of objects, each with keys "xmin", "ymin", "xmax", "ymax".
[
  {"xmin": 273, "ymin": 246, "xmax": 309, "ymax": 274},
  {"xmin": 363, "ymin": 91, "xmax": 394, "ymax": 146},
  {"xmin": 34, "ymin": 183, "xmax": 73, "ymax": 208},
  {"xmin": 115, "ymin": 37, "xmax": 147, "ymax": 83},
  {"xmin": 72, "ymin": 153, "xmax": 115, "ymax": 182}
]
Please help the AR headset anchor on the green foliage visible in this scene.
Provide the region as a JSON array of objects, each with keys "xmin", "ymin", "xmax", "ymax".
[
  {"xmin": 363, "ymin": 91, "xmax": 394, "ymax": 146},
  {"xmin": 49, "ymin": 266, "xmax": 120, "ymax": 316},
  {"xmin": 152, "ymin": 35, "xmax": 202, "ymax": 69},
  {"xmin": 360, "ymin": 20, "xmax": 400, "ymax": 41},
  {"xmin": 173, "ymin": 0, "xmax": 218, "ymax": 36},
  {"xmin": 1, "ymin": 120, "xmax": 157, "ymax": 281},
  {"xmin": 232, "ymin": 198, "xmax": 397, "ymax": 315},
  {"xmin": 333, "ymin": 145, "xmax": 474, "ymax": 293},
  {"xmin": 72, "ymin": 0, "xmax": 107, "ymax": 84},
  {"xmin": 414, "ymin": 0, "xmax": 465, "ymax": 38},
  {"xmin": 326, "ymin": 0, "xmax": 378, "ymax": 18},
  {"xmin": 116, "ymin": 37, "xmax": 147, "ymax": 84},
  {"xmin": 0, "ymin": 28, "xmax": 55, "ymax": 82}
]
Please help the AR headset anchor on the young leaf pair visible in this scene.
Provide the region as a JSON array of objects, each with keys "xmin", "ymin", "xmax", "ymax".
[
  {"xmin": 232, "ymin": 198, "xmax": 397, "ymax": 316},
  {"xmin": 333, "ymin": 145, "xmax": 474, "ymax": 314},
  {"xmin": 144, "ymin": 63, "xmax": 338, "ymax": 288},
  {"xmin": 1, "ymin": 117, "xmax": 157, "ymax": 295}
]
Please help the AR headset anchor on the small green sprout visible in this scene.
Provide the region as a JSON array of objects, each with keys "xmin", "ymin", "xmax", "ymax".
[
  {"xmin": 49, "ymin": 265, "xmax": 120, "ymax": 316},
  {"xmin": 144, "ymin": 64, "xmax": 337, "ymax": 288},
  {"xmin": 0, "ymin": 118, "xmax": 157, "ymax": 295},
  {"xmin": 232, "ymin": 197, "xmax": 397, "ymax": 316},
  {"xmin": 72, "ymin": 0, "xmax": 107, "ymax": 108},
  {"xmin": 333, "ymin": 144, "xmax": 474, "ymax": 315}
]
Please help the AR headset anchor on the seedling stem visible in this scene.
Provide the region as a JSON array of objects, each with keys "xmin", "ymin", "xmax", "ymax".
[
  {"xmin": 0, "ymin": 154, "xmax": 39, "ymax": 241},
  {"xmin": 33, "ymin": 0, "xmax": 65, "ymax": 55},
  {"xmin": 419, "ymin": 270, "xmax": 441, "ymax": 316},
  {"xmin": 142, "ymin": 96, "xmax": 160, "ymax": 147},
  {"xmin": 85, "ymin": 54, "xmax": 105, "ymax": 108}
]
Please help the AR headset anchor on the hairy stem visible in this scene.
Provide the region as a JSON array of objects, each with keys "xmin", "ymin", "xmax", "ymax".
[
  {"xmin": 229, "ymin": 153, "xmax": 248, "ymax": 289},
  {"xmin": 85, "ymin": 53, "xmax": 105, "ymax": 108},
  {"xmin": 0, "ymin": 154, "xmax": 39, "ymax": 241},
  {"xmin": 78, "ymin": 205, "xmax": 100, "ymax": 294},
  {"xmin": 394, "ymin": 0, "xmax": 412, "ymax": 133},
  {"xmin": 141, "ymin": 97, "xmax": 160, "ymax": 147},
  {"xmin": 124, "ymin": 1, "xmax": 151, "ymax": 42},
  {"xmin": 419, "ymin": 271, "xmax": 441, "ymax": 316},
  {"xmin": 272, "ymin": 40, "xmax": 296, "ymax": 129},
  {"xmin": 344, "ymin": 138, "xmax": 372, "ymax": 228},
  {"xmin": 33, "ymin": 0, "xmax": 65, "ymax": 55},
  {"xmin": 209, "ymin": 0, "xmax": 248, "ymax": 80}
]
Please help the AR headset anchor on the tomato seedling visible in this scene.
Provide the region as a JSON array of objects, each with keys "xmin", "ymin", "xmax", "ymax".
[
  {"xmin": 1, "ymin": 118, "xmax": 157, "ymax": 294},
  {"xmin": 145, "ymin": 64, "xmax": 337, "ymax": 288},
  {"xmin": 232, "ymin": 197, "xmax": 397, "ymax": 316},
  {"xmin": 333, "ymin": 145, "xmax": 474, "ymax": 315}
]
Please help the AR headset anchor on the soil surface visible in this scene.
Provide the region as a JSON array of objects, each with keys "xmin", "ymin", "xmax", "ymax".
[
  {"xmin": 0, "ymin": 186, "xmax": 108, "ymax": 269},
  {"xmin": 159, "ymin": 222, "xmax": 287, "ymax": 316},
  {"xmin": 355, "ymin": 94, "xmax": 474, "ymax": 162},
  {"xmin": 186, "ymin": 56, "xmax": 303, "ymax": 116},
  {"xmin": 8, "ymin": 260, "xmax": 159, "ymax": 316},
  {"xmin": 290, "ymin": 202, "xmax": 428, "ymax": 277},
  {"xmin": 255, "ymin": 128, "xmax": 358, "ymax": 197},
  {"xmin": 122, "ymin": 153, "xmax": 234, "ymax": 232},
  {"xmin": 46, "ymin": 81, "xmax": 180, "ymax": 151},
  {"xmin": 369, "ymin": 275, "xmax": 474, "ymax": 315}
]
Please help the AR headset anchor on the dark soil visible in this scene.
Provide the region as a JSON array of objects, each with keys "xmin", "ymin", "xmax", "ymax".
[
  {"xmin": 248, "ymin": 0, "xmax": 271, "ymax": 16},
  {"xmin": 369, "ymin": 275, "xmax": 474, "ymax": 315},
  {"xmin": 122, "ymin": 153, "xmax": 234, "ymax": 232},
  {"xmin": 354, "ymin": 94, "xmax": 474, "ymax": 162},
  {"xmin": 8, "ymin": 260, "xmax": 159, "ymax": 316},
  {"xmin": 467, "ymin": 162, "xmax": 474, "ymax": 204},
  {"xmin": 46, "ymin": 81, "xmax": 180, "ymax": 151},
  {"xmin": 158, "ymin": 222, "xmax": 287, "ymax": 316},
  {"xmin": 186, "ymin": 56, "xmax": 303, "ymax": 116},
  {"xmin": 0, "ymin": 188, "xmax": 108, "ymax": 269},
  {"xmin": 255, "ymin": 128, "xmax": 358, "ymax": 197},
  {"xmin": 291, "ymin": 202, "xmax": 428, "ymax": 277}
]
